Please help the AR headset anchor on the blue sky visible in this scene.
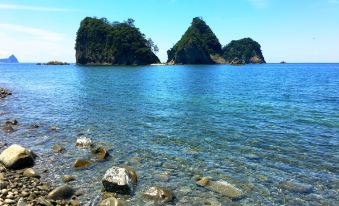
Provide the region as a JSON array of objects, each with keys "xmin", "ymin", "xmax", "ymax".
[{"xmin": 0, "ymin": 0, "xmax": 338, "ymax": 63}]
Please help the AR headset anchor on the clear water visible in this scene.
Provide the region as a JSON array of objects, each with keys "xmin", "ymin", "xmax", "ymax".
[{"xmin": 0, "ymin": 63, "xmax": 338, "ymax": 205}]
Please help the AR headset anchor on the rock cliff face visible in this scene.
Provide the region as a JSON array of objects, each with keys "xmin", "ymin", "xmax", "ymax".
[
  {"xmin": 222, "ymin": 38, "xmax": 266, "ymax": 64},
  {"xmin": 75, "ymin": 17, "xmax": 160, "ymax": 65},
  {"xmin": 167, "ymin": 17, "xmax": 222, "ymax": 64},
  {"xmin": 0, "ymin": 55, "xmax": 19, "ymax": 63}
]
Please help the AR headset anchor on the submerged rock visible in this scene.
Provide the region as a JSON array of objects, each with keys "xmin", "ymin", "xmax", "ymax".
[
  {"xmin": 279, "ymin": 180, "xmax": 314, "ymax": 194},
  {"xmin": 0, "ymin": 144, "xmax": 35, "ymax": 169},
  {"xmin": 62, "ymin": 175, "xmax": 76, "ymax": 183},
  {"xmin": 49, "ymin": 126, "xmax": 60, "ymax": 131},
  {"xmin": 76, "ymin": 137, "xmax": 92, "ymax": 148},
  {"xmin": 47, "ymin": 185, "xmax": 75, "ymax": 200},
  {"xmin": 92, "ymin": 147, "xmax": 109, "ymax": 160},
  {"xmin": 102, "ymin": 166, "xmax": 137, "ymax": 195},
  {"xmin": 23, "ymin": 168, "xmax": 40, "ymax": 178},
  {"xmin": 5, "ymin": 119, "xmax": 18, "ymax": 125},
  {"xmin": 52, "ymin": 144, "xmax": 65, "ymax": 153},
  {"xmin": 196, "ymin": 178, "xmax": 243, "ymax": 199},
  {"xmin": 74, "ymin": 159, "xmax": 93, "ymax": 169},
  {"xmin": 2, "ymin": 125, "xmax": 14, "ymax": 133},
  {"xmin": 143, "ymin": 187, "xmax": 174, "ymax": 203},
  {"xmin": 0, "ymin": 88, "xmax": 12, "ymax": 99},
  {"xmin": 99, "ymin": 197, "xmax": 125, "ymax": 206}
]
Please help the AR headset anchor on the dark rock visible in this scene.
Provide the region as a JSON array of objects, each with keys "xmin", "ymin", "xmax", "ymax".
[
  {"xmin": 102, "ymin": 166, "xmax": 137, "ymax": 194},
  {"xmin": 92, "ymin": 147, "xmax": 109, "ymax": 160},
  {"xmin": 0, "ymin": 144, "xmax": 35, "ymax": 169},
  {"xmin": 5, "ymin": 119, "xmax": 18, "ymax": 125},
  {"xmin": 73, "ymin": 159, "xmax": 92, "ymax": 169},
  {"xmin": 52, "ymin": 144, "xmax": 65, "ymax": 153},
  {"xmin": 30, "ymin": 124, "xmax": 40, "ymax": 129},
  {"xmin": 0, "ymin": 88, "xmax": 12, "ymax": 99},
  {"xmin": 2, "ymin": 125, "xmax": 14, "ymax": 133},
  {"xmin": 144, "ymin": 187, "xmax": 174, "ymax": 203},
  {"xmin": 47, "ymin": 185, "xmax": 75, "ymax": 200}
]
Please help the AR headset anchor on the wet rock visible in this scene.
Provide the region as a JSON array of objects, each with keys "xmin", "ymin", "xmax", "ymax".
[
  {"xmin": 62, "ymin": 175, "xmax": 76, "ymax": 183},
  {"xmin": 2, "ymin": 125, "xmax": 14, "ymax": 133},
  {"xmin": 279, "ymin": 180, "xmax": 314, "ymax": 194},
  {"xmin": 123, "ymin": 166, "xmax": 137, "ymax": 185},
  {"xmin": 47, "ymin": 185, "xmax": 75, "ymax": 200},
  {"xmin": 92, "ymin": 147, "xmax": 109, "ymax": 160},
  {"xmin": 99, "ymin": 197, "xmax": 125, "ymax": 206},
  {"xmin": 70, "ymin": 198, "xmax": 81, "ymax": 206},
  {"xmin": 0, "ymin": 88, "xmax": 12, "ymax": 98},
  {"xmin": 0, "ymin": 144, "xmax": 35, "ymax": 169},
  {"xmin": 196, "ymin": 177, "xmax": 209, "ymax": 186},
  {"xmin": 49, "ymin": 126, "xmax": 59, "ymax": 131},
  {"xmin": 74, "ymin": 159, "xmax": 92, "ymax": 169},
  {"xmin": 5, "ymin": 119, "xmax": 18, "ymax": 125},
  {"xmin": 23, "ymin": 168, "xmax": 40, "ymax": 178},
  {"xmin": 102, "ymin": 166, "xmax": 137, "ymax": 194},
  {"xmin": 196, "ymin": 178, "xmax": 243, "ymax": 199},
  {"xmin": 76, "ymin": 137, "xmax": 92, "ymax": 148},
  {"xmin": 52, "ymin": 144, "xmax": 65, "ymax": 153},
  {"xmin": 144, "ymin": 187, "xmax": 174, "ymax": 203},
  {"xmin": 30, "ymin": 124, "xmax": 40, "ymax": 129}
]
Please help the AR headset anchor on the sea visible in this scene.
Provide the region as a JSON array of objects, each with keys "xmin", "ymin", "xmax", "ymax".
[{"xmin": 0, "ymin": 63, "xmax": 338, "ymax": 205}]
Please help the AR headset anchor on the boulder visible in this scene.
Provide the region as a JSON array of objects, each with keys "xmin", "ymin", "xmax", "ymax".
[
  {"xmin": 92, "ymin": 147, "xmax": 109, "ymax": 160},
  {"xmin": 196, "ymin": 178, "xmax": 243, "ymax": 199},
  {"xmin": 52, "ymin": 144, "xmax": 65, "ymax": 153},
  {"xmin": 76, "ymin": 137, "xmax": 92, "ymax": 148},
  {"xmin": 102, "ymin": 166, "xmax": 137, "ymax": 194},
  {"xmin": 62, "ymin": 175, "xmax": 76, "ymax": 183},
  {"xmin": 99, "ymin": 197, "xmax": 125, "ymax": 206},
  {"xmin": 74, "ymin": 159, "xmax": 92, "ymax": 169},
  {"xmin": 144, "ymin": 187, "xmax": 174, "ymax": 203},
  {"xmin": 0, "ymin": 144, "xmax": 35, "ymax": 169},
  {"xmin": 5, "ymin": 119, "xmax": 18, "ymax": 125},
  {"xmin": 2, "ymin": 125, "xmax": 14, "ymax": 133},
  {"xmin": 0, "ymin": 88, "xmax": 12, "ymax": 98},
  {"xmin": 23, "ymin": 168, "xmax": 40, "ymax": 178},
  {"xmin": 279, "ymin": 180, "xmax": 314, "ymax": 194},
  {"xmin": 47, "ymin": 185, "xmax": 75, "ymax": 200}
]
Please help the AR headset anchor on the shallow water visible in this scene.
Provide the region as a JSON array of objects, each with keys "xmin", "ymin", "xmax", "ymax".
[{"xmin": 0, "ymin": 63, "xmax": 338, "ymax": 205}]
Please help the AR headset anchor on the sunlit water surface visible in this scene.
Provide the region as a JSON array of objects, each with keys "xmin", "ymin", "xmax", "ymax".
[{"xmin": 0, "ymin": 63, "xmax": 338, "ymax": 205}]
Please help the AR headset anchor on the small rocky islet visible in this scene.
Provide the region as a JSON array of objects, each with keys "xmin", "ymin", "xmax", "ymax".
[{"xmin": 75, "ymin": 16, "xmax": 265, "ymax": 66}]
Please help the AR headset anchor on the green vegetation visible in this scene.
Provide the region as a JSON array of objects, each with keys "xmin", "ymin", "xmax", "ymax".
[
  {"xmin": 75, "ymin": 17, "xmax": 160, "ymax": 65},
  {"xmin": 167, "ymin": 17, "xmax": 222, "ymax": 64},
  {"xmin": 222, "ymin": 38, "xmax": 266, "ymax": 64}
]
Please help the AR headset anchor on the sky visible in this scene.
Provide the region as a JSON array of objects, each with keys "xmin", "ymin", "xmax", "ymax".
[{"xmin": 0, "ymin": 0, "xmax": 338, "ymax": 63}]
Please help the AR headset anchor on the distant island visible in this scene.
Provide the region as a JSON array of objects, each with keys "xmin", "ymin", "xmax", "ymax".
[
  {"xmin": 0, "ymin": 55, "xmax": 19, "ymax": 63},
  {"xmin": 37, "ymin": 61, "xmax": 70, "ymax": 65},
  {"xmin": 74, "ymin": 17, "xmax": 265, "ymax": 66},
  {"xmin": 75, "ymin": 17, "xmax": 160, "ymax": 65},
  {"xmin": 168, "ymin": 17, "xmax": 265, "ymax": 65}
]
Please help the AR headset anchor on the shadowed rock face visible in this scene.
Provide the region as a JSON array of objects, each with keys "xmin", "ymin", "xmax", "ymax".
[
  {"xmin": 0, "ymin": 144, "xmax": 35, "ymax": 169},
  {"xmin": 167, "ymin": 17, "xmax": 221, "ymax": 64},
  {"xmin": 75, "ymin": 17, "xmax": 159, "ymax": 66},
  {"xmin": 222, "ymin": 38, "xmax": 266, "ymax": 64}
]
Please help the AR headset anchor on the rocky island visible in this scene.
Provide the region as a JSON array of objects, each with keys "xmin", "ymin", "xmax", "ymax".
[
  {"xmin": 167, "ymin": 17, "xmax": 265, "ymax": 65},
  {"xmin": 75, "ymin": 17, "xmax": 160, "ymax": 65},
  {"xmin": 167, "ymin": 17, "xmax": 222, "ymax": 64},
  {"xmin": 0, "ymin": 55, "xmax": 19, "ymax": 64}
]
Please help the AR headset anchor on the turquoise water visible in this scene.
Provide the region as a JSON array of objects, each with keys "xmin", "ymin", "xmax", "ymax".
[{"xmin": 0, "ymin": 63, "xmax": 338, "ymax": 205}]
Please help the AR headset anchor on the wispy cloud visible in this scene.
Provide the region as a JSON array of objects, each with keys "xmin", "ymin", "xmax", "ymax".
[
  {"xmin": 248, "ymin": 0, "xmax": 268, "ymax": 8},
  {"xmin": 328, "ymin": 0, "xmax": 339, "ymax": 4},
  {"xmin": 0, "ymin": 3, "xmax": 77, "ymax": 12},
  {"xmin": 0, "ymin": 23, "xmax": 65, "ymax": 42}
]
